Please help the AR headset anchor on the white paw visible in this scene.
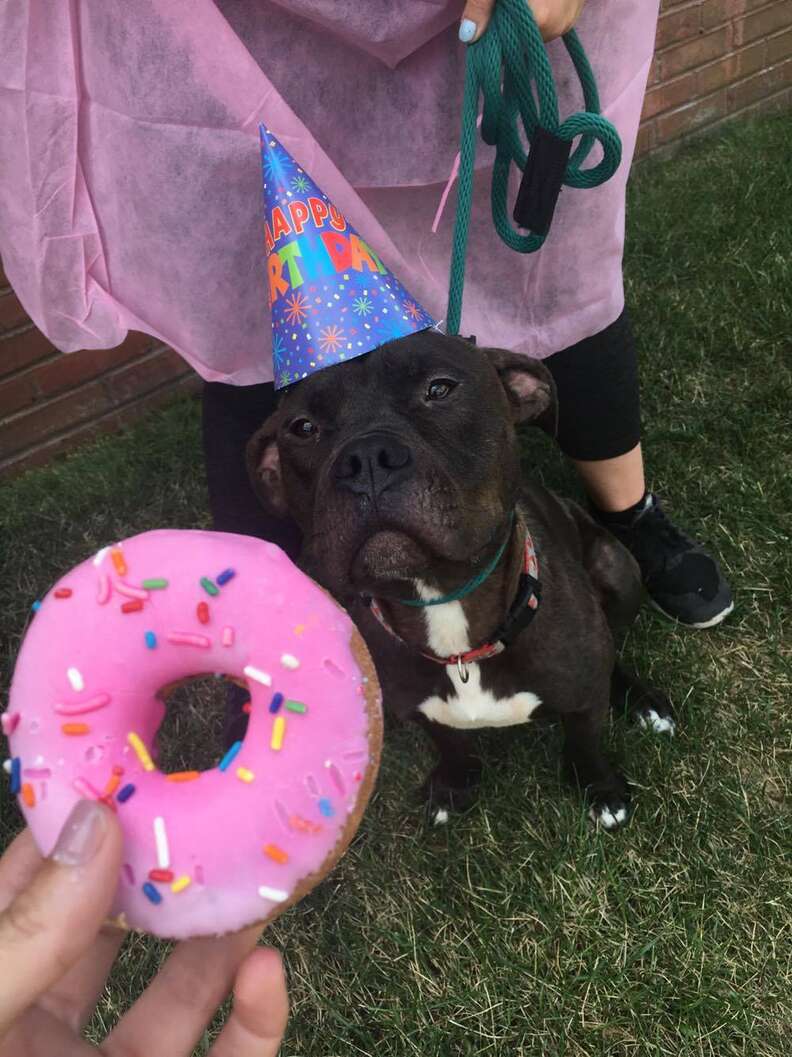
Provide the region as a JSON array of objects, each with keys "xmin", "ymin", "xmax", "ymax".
[
  {"xmin": 432, "ymin": 807, "xmax": 450, "ymax": 826},
  {"xmin": 638, "ymin": 708, "xmax": 676, "ymax": 735},
  {"xmin": 589, "ymin": 804, "xmax": 629, "ymax": 830}
]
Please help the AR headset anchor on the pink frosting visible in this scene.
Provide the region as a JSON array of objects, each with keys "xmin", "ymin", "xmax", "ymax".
[{"xmin": 6, "ymin": 531, "xmax": 379, "ymax": 938}]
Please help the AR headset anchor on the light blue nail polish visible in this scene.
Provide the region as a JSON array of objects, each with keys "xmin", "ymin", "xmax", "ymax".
[{"xmin": 459, "ymin": 18, "xmax": 477, "ymax": 43}]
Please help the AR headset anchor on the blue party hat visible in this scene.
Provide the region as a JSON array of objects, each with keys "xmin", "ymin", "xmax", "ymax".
[{"xmin": 259, "ymin": 126, "xmax": 435, "ymax": 389}]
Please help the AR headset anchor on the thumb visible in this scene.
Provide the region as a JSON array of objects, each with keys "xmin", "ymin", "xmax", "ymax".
[
  {"xmin": 0, "ymin": 801, "xmax": 122, "ymax": 1039},
  {"xmin": 459, "ymin": 0, "xmax": 496, "ymax": 43}
]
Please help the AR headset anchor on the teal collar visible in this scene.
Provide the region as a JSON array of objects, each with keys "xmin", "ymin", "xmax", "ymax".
[{"xmin": 396, "ymin": 513, "xmax": 515, "ymax": 608}]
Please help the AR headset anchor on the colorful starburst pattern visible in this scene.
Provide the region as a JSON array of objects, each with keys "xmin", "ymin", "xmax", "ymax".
[
  {"xmin": 319, "ymin": 325, "xmax": 345, "ymax": 354},
  {"xmin": 352, "ymin": 295, "xmax": 374, "ymax": 316},
  {"xmin": 291, "ymin": 173, "xmax": 310, "ymax": 193},
  {"xmin": 284, "ymin": 293, "xmax": 309, "ymax": 324},
  {"xmin": 404, "ymin": 300, "xmax": 422, "ymax": 320}
]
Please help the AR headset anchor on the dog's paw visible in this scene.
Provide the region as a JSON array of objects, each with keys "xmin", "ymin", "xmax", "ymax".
[
  {"xmin": 586, "ymin": 777, "xmax": 631, "ymax": 831},
  {"xmin": 636, "ymin": 706, "xmax": 676, "ymax": 735},
  {"xmin": 423, "ymin": 763, "xmax": 481, "ymax": 824}
]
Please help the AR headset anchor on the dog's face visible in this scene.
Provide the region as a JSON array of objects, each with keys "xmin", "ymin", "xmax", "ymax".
[{"xmin": 247, "ymin": 331, "xmax": 554, "ymax": 599}]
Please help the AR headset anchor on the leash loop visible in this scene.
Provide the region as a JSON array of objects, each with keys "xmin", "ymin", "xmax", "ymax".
[{"xmin": 446, "ymin": 0, "xmax": 623, "ymax": 335}]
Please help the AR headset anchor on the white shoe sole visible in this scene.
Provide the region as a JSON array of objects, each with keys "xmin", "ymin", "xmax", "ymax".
[{"xmin": 649, "ymin": 597, "xmax": 734, "ymax": 629}]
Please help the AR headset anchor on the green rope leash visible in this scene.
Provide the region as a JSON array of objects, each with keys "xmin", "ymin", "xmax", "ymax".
[{"xmin": 446, "ymin": 0, "xmax": 623, "ymax": 335}]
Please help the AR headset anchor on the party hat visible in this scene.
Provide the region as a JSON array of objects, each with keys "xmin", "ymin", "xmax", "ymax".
[{"xmin": 260, "ymin": 126, "xmax": 435, "ymax": 389}]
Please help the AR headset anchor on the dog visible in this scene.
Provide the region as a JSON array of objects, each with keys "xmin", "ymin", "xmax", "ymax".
[{"xmin": 246, "ymin": 330, "xmax": 675, "ymax": 828}]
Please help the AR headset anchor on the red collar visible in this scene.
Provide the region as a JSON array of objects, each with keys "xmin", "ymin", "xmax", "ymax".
[{"xmin": 365, "ymin": 527, "xmax": 540, "ymax": 676}]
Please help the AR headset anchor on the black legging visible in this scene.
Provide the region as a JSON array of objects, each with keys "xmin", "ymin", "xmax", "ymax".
[{"xmin": 202, "ymin": 308, "xmax": 641, "ymax": 538}]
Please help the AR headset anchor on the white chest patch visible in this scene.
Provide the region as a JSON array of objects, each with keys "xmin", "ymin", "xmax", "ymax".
[{"xmin": 413, "ymin": 580, "xmax": 542, "ymax": 731}]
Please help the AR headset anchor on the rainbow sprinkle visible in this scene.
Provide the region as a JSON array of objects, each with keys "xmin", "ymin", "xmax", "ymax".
[
  {"xmin": 111, "ymin": 549, "xmax": 127, "ymax": 576},
  {"xmin": 121, "ymin": 600, "xmax": 144, "ymax": 614},
  {"xmin": 200, "ymin": 576, "xmax": 219, "ymax": 596},
  {"xmin": 55, "ymin": 693, "xmax": 111, "ymax": 716},
  {"xmin": 269, "ymin": 692, "xmax": 284, "ymax": 714},
  {"xmin": 263, "ymin": 843, "xmax": 289, "ymax": 864},
  {"xmin": 61, "ymin": 722, "xmax": 90, "ymax": 736},
  {"xmin": 216, "ymin": 568, "xmax": 236, "ymax": 585},
  {"xmin": 141, "ymin": 578, "xmax": 169, "ymax": 589},
  {"xmin": 54, "ymin": 588, "xmax": 73, "ymax": 599},
  {"xmin": 127, "ymin": 732, "xmax": 155, "ymax": 771},
  {"xmin": 153, "ymin": 816, "xmax": 170, "ymax": 869},
  {"xmin": 21, "ymin": 783, "xmax": 35, "ymax": 807},
  {"xmin": 285, "ymin": 699, "xmax": 307, "ymax": 714},
  {"xmin": 1, "ymin": 712, "xmax": 20, "ymax": 736},
  {"xmin": 258, "ymin": 885, "xmax": 288, "ymax": 903},
  {"xmin": 116, "ymin": 582, "xmax": 148, "ymax": 601},
  {"xmin": 72, "ymin": 776, "xmax": 102, "ymax": 799},
  {"xmin": 96, "ymin": 573, "xmax": 111, "ymax": 605},
  {"xmin": 145, "ymin": 631, "xmax": 157, "ymax": 649},
  {"xmin": 142, "ymin": 881, "xmax": 162, "ymax": 905},
  {"xmin": 67, "ymin": 667, "xmax": 84, "ymax": 692},
  {"xmin": 9, "ymin": 758, "xmax": 21, "ymax": 794},
  {"xmin": 149, "ymin": 868, "xmax": 174, "ymax": 883},
  {"xmin": 166, "ymin": 771, "xmax": 200, "ymax": 782},
  {"xmin": 318, "ymin": 797, "xmax": 335, "ymax": 818},
  {"xmin": 236, "ymin": 767, "xmax": 255, "ymax": 783},
  {"xmin": 219, "ymin": 740, "xmax": 243, "ymax": 772},
  {"xmin": 171, "ymin": 875, "xmax": 192, "ymax": 894},
  {"xmin": 32, "ymin": 600, "xmax": 42, "ymax": 612},
  {"xmin": 244, "ymin": 665, "xmax": 272, "ymax": 687},
  {"xmin": 280, "ymin": 653, "xmax": 300, "ymax": 670},
  {"xmin": 196, "ymin": 601, "xmax": 210, "ymax": 624},
  {"xmin": 271, "ymin": 716, "xmax": 286, "ymax": 751},
  {"xmin": 117, "ymin": 783, "xmax": 136, "ymax": 803},
  {"xmin": 167, "ymin": 631, "xmax": 211, "ymax": 648},
  {"xmin": 222, "ymin": 626, "xmax": 235, "ymax": 647}
]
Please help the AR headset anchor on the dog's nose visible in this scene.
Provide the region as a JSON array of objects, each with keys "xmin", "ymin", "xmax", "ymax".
[{"xmin": 333, "ymin": 432, "xmax": 413, "ymax": 499}]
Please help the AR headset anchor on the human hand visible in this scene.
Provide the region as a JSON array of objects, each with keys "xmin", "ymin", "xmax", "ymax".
[
  {"xmin": 459, "ymin": 0, "xmax": 586, "ymax": 43},
  {"xmin": 0, "ymin": 801, "xmax": 289, "ymax": 1056}
]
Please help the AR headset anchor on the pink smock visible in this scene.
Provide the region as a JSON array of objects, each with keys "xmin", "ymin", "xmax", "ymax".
[{"xmin": 0, "ymin": 1, "xmax": 659, "ymax": 386}]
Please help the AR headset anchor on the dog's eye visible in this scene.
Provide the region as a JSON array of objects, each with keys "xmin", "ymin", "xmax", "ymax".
[
  {"xmin": 289, "ymin": 417, "xmax": 318, "ymax": 439},
  {"xmin": 426, "ymin": 378, "xmax": 457, "ymax": 402}
]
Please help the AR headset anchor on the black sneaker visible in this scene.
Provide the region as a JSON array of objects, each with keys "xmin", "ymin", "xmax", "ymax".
[{"xmin": 598, "ymin": 494, "xmax": 734, "ymax": 628}]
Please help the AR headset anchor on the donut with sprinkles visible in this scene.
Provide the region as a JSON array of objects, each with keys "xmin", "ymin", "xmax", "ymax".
[{"xmin": 5, "ymin": 530, "xmax": 382, "ymax": 938}]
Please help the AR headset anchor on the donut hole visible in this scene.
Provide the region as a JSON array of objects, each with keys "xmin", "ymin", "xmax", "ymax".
[{"xmin": 155, "ymin": 674, "xmax": 248, "ymax": 774}]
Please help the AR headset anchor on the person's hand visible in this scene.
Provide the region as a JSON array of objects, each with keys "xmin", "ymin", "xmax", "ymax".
[
  {"xmin": 459, "ymin": 0, "xmax": 586, "ymax": 43},
  {"xmin": 0, "ymin": 801, "xmax": 289, "ymax": 1055}
]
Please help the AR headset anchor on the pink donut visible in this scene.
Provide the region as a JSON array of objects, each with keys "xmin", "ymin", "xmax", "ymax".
[{"xmin": 4, "ymin": 530, "xmax": 381, "ymax": 939}]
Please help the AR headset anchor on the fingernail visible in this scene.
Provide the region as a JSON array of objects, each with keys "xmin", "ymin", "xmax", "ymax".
[
  {"xmin": 459, "ymin": 18, "xmax": 477, "ymax": 43},
  {"xmin": 51, "ymin": 800, "xmax": 107, "ymax": 866}
]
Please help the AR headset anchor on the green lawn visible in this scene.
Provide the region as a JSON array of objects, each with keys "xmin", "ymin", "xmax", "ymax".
[{"xmin": 2, "ymin": 114, "xmax": 791, "ymax": 1056}]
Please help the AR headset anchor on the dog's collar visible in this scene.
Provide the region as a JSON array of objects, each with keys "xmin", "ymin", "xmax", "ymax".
[
  {"xmin": 363, "ymin": 522, "xmax": 540, "ymax": 680},
  {"xmin": 394, "ymin": 513, "xmax": 515, "ymax": 608}
]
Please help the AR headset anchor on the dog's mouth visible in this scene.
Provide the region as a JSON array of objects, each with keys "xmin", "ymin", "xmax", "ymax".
[{"xmin": 350, "ymin": 529, "xmax": 431, "ymax": 589}]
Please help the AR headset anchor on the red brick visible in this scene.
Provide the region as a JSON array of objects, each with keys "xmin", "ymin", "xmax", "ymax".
[
  {"xmin": 727, "ymin": 54, "xmax": 792, "ymax": 108},
  {"xmin": 734, "ymin": 1, "xmax": 792, "ymax": 46},
  {"xmin": 0, "ymin": 326, "xmax": 58, "ymax": 378},
  {"xmin": 696, "ymin": 39, "xmax": 767, "ymax": 93},
  {"xmin": 656, "ymin": 88, "xmax": 728, "ymax": 142},
  {"xmin": 659, "ymin": 25, "xmax": 733, "ymax": 78},
  {"xmin": 657, "ymin": 3, "xmax": 702, "ymax": 49},
  {"xmin": 0, "ymin": 372, "xmax": 38, "ymax": 419},
  {"xmin": 102, "ymin": 346, "xmax": 190, "ymax": 406},
  {"xmin": 642, "ymin": 71, "xmax": 698, "ymax": 119},
  {"xmin": 767, "ymin": 24, "xmax": 792, "ymax": 61},
  {"xmin": 0, "ymin": 381, "xmax": 111, "ymax": 460},
  {"xmin": 701, "ymin": 0, "xmax": 748, "ymax": 31},
  {"xmin": 635, "ymin": 120, "xmax": 658, "ymax": 157},
  {"xmin": 0, "ymin": 257, "xmax": 7, "ymax": 290},
  {"xmin": 0, "ymin": 375, "xmax": 200, "ymax": 477},
  {"xmin": 0, "ymin": 290, "xmax": 28, "ymax": 332}
]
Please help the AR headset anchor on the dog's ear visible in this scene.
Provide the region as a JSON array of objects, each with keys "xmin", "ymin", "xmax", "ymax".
[
  {"xmin": 483, "ymin": 347, "xmax": 557, "ymax": 434},
  {"xmin": 246, "ymin": 415, "xmax": 289, "ymax": 517}
]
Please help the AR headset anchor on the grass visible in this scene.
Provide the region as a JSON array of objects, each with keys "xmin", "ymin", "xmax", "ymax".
[{"xmin": 2, "ymin": 113, "xmax": 791, "ymax": 1056}]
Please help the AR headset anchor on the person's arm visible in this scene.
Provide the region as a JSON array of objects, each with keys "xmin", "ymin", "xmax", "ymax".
[
  {"xmin": 0, "ymin": 802, "xmax": 288, "ymax": 1056},
  {"xmin": 459, "ymin": 0, "xmax": 586, "ymax": 43}
]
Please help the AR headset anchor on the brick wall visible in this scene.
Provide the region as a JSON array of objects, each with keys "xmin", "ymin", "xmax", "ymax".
[
  {"xmin": 1, "ymin": 0, "xmax": 790, "ymax": 477},
  {"xmin": 640, "ymin": 0, "xmax": 792, "ymax": 154}
]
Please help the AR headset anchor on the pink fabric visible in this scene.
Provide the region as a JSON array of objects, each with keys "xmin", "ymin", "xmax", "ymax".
[{"xmin": 0, "ymin": 0, "xmax": 659, "ymax": 385}]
